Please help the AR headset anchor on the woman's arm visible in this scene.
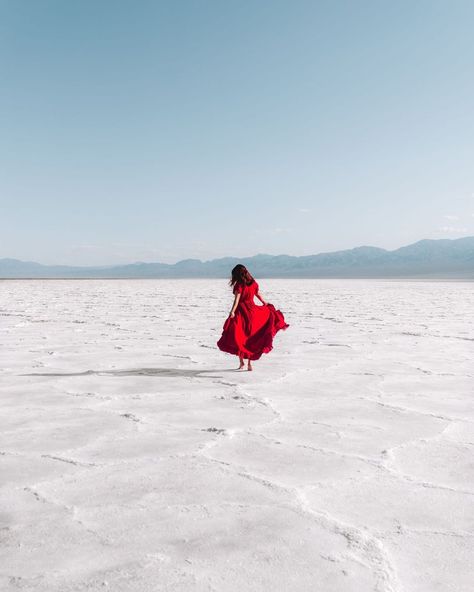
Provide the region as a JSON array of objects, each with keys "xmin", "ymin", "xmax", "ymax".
[
  {"xmin": 229, "ymin": 293, "xmax": 241, "ymax": 317},
  {"xmin": 256, "ymin": 291, "xmax": 267, "ymax": 305}
]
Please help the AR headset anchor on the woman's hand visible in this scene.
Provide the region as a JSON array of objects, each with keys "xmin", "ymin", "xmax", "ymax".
[{"xmin": 229, "ymin": 312, "xmax": 235, "ymax": 318}]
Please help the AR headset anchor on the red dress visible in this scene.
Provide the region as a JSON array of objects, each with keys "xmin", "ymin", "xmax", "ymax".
[{"xmin": 217, "ymin": 281, "xmax": 289, "ymax": 361}]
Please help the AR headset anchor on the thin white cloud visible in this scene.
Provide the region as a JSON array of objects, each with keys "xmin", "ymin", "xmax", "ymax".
[
  {"xmin": 439, "ymin": 226, "xmax": 468, "ymax": 233},
  {"xmin": 444, "ymin": 214, "xmax": 459, "ymax": 221},
  {"xmin": 298, "ymin": 208, "xmax": 311, "ymax": 213}
]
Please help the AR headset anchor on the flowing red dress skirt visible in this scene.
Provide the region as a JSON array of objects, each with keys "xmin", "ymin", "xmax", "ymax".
[{"xmin": 216, "ymin": 281, "xmax": 289, "ymax": 361}]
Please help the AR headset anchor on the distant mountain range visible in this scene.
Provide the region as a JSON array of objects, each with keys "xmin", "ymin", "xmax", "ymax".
[{"xmin": 1, "ymin": 237, "xmax": 474, "ymax": 279}]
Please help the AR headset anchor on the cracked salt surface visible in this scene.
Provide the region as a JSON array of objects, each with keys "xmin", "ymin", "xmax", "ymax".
[{"xmin": 1, "ymin": 279, "xmax": 473, "ymax": 591}]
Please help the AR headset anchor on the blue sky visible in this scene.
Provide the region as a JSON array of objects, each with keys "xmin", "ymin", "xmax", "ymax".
[{"xmin": 1, "ymin": 0, "xmax": 473, "ymax": 265}]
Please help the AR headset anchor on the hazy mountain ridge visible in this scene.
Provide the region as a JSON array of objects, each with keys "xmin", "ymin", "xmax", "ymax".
[{"xmin": 1, "ymin": 237, "xmax": 474, "ymax": 279}]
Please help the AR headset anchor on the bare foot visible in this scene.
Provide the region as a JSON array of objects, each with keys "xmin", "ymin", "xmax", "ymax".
[
  {"xmin": 247, "ymin": 362, "xmax": 253, "ymax": 371},
  {"xmin": 238, "ymin": 356, "xmax": 245, "ymax": 370}
]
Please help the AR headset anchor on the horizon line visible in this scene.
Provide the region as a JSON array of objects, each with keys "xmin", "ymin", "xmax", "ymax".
[{"xmin": 1, "ymin": 234, "xmax": 473, "ymax": 269}]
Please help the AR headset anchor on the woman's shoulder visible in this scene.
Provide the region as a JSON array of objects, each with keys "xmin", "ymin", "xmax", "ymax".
[{"xmin": 233, "ymin": 279, "xmax": 258, "ymax": 293}]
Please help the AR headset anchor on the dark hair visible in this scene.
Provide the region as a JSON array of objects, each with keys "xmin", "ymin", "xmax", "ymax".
[{"xmin": 229, "ymin": 264, "xmax": 255, "ymax": 290}]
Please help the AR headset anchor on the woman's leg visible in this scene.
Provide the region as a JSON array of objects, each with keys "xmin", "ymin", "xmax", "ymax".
[
  {"xmin": 247, "ymin": 359, "xmax": 253, "ymax": 371},
  {"xmin": 238, "ymin": 354, "xmax": 244, "ymax": 369}
]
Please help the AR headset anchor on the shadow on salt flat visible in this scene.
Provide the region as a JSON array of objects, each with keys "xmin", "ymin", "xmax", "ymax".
[{"xmin": 22, "ymin": 367, "xmax": 236, "ymax": 378}]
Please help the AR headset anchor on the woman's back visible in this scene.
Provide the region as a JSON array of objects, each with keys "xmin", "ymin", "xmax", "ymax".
[{"xmin": 234, "ymin": 280, "xmax": 258, "ymax": 302}]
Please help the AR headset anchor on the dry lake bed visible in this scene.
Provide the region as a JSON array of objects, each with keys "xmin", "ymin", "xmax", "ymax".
[{"xmin": 1, "ymin": 279, "xmax": 473, "ymax": 591}]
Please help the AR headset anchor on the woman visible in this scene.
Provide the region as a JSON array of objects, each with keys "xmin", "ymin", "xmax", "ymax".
[{"xmin": 216, "ymin": 264, "xmax": 289, "ymax": 371}]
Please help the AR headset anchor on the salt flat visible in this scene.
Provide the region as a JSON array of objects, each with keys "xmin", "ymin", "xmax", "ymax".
[{"xmin": 1, "ymin": 278, "xmax": 473, "ymax": 592}]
